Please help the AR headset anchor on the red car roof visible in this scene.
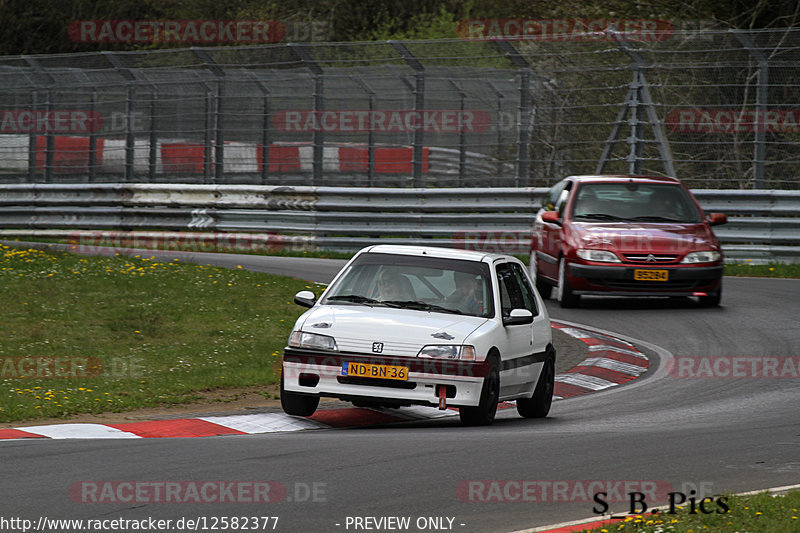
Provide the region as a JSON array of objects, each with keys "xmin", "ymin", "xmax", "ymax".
[{"xmin": 564, "ymin": 174, "xmax": 682, "ymax": 184}]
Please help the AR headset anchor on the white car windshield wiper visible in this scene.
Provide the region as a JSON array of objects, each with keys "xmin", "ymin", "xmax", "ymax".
[
  {"xmin": 382, "ymin": 300, "xmax": 464, "ymax": 315},
  {"xmin": 326, "ymin": 294, "xmax": 381, "ymax": 306}
]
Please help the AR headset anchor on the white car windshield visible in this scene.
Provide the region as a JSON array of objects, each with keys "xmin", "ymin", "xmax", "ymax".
[{"xmin": 321, "ymin": 252, "xmax": 494, "ymax": 318}]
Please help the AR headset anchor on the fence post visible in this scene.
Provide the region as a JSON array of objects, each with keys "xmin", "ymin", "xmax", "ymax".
[
  {"xmin": 246, "ymin": 73, "xmax": 272, "ymax": 184},
  {"xmin": 148, "ymin": 90, "xmax": 158, "ymax": 182},
  {"xmin": 27, "ymin": 91, "xmax": 37, "ymax": 182},
  {"xmin": 487, "ymin": 81, "xmax": 505, "ymax": 177},
  {"xmin": 203, "ymin": 86, "xmax": 213, "ymax": 183},
  {"xmin": 493, "ymin": 41, "xmax": 531, "ymax": 187},
  {"xmin": 731, "ymin": 30, "xmax": 768, "ymax": 189},
  {"xmin": 390, "ymin": 41, "xmax": 426, "ymax": 187},
  {"xmin": 88, "ymin": 90, "xmax": 98, "ymax": 181},
  {"xmin": 192, "ymin": 49, "xmax": 226, "ymax": 184},
  {"xmin": 103, "ymin": 52, "xmax": 138, "ymax": 182},
  {"xmin": 22, "ymin": 56, "xmax": 56, "ymax": 182},
  {"xmin": 448, "ymin": 80, "xmax": 467, "ymax": 186},
  {"xmin": 597, "ymin": 31, "xmax": 676, "ymax": 178},
  {"xmin": 352, "ymin": 77, "xmax": 376, "ymax": 186},
  {"xmin": 289, "ymin": 44, "xmax": 324, "ymax": 186}
]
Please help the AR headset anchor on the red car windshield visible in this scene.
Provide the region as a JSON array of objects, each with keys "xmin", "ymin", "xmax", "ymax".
[{"xmin": 570, "ymin": 182, "xmax": 702, "ymax": 223}]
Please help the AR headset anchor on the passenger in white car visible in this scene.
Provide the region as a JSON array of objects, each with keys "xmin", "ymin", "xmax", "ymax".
[
  {"xmin": 447, "ymin": 271, "xmax": 484, "ymax": 315},
  {"xmin": 377, "ymin": 270, "xmax": 415, "ymax": 301}
]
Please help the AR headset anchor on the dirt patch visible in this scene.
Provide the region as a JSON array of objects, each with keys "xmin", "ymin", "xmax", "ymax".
[{"xmin": 3, "ymin": 385, "xmax": 283, "ymax": 429}]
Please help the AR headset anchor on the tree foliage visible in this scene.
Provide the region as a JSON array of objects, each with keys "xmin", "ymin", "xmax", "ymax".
[{"xmin": 0, "ymin": 0, "xmax": 797, "ymax": 55}]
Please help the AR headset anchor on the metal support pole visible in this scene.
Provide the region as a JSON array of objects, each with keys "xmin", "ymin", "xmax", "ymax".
[
  {"xmin": 488, "ymin": 81, "xmax": 504, "ymax": 169},
  {"xmin": 627, "ymin": 71, "xmax": 643, "ymax": 175},
  {"xmin": 262, "ymin": 93, "xmax": 271, "ymax": 183},
  {"xmin": 289, "ymin": 44, "xmax": 325, "ymax": 186},
  {"xmin": 192, "ymin": 48, "xmax": 226, "ymax": 183},
  {"xmin": 390, "ymin": 41, "xmax": 426, "ymax": 187},
  {"xmin": 22, "ymin": 56, "xmax": 56, "ymax": 182},
  {"xmin": 214, "ymin": 80, "xmax": 225, "ymax": 183},
  {"xmin": 44, "ymin": 90, "xmax": 54, "ymax": 181},
  {"xmin": 125, "ymin": 85, "xmax": 136, "ymax": 181},
  {"xmin": 27, "ymin": 91, "xmax": 37, "ymax": 182},
  {"xmin": 204, "ymin": 89, "xmax": 213, "ymax": 183},
  {"xmin": 598, "ymin": 31, "xmax": 676, "ymax": 177},
  {"xmin": 102, "ymin": 52, "xmax": 139, "ymax": 182},
  {"xmin": 148, "ymin": 90, "xmax": 158, "ymax": 182},
  {"xmin": 88, "ymin": 91, "xmax": 98, "ymax": 181},
  {"xmin": 312, "ymin": 75, "xmax": 324, "ymax": 185},
  {"xmin": 367, "ymin": 91, "xmax": 376, "ymax": 185},
  {"xmin": 494, "ymin": 40, "xmax": 531, "ymax": 187},
  {"xmin": 449, "ymin": 80, "xmax": 467, "ymax": 186},
  {"xmin": 731, "ymin": 30, "xmax": 768, "ymax": 189},
  {"xmin": 246, "ymin": 72, "xmax": 272, "ymax": 183},
  {"xmin": 353, "ymin": 77, "xmax": 376, "ymax": 186}
]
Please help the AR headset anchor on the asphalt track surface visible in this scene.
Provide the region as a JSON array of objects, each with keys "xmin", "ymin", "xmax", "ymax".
[{"xmin": 2, "ymin": 249, "xmax": 799, "ymax": 533}]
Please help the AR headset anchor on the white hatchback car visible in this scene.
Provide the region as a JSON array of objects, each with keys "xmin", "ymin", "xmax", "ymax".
[{"xmin": 281, "ymin": 245, "xmax": 556, "ymax": 426}]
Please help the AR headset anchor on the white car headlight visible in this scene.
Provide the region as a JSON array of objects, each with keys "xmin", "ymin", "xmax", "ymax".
[
  {"xmin": 288, "ymin": 331, "xmax": 338, "ymax": 351},
  {"xmin": 576, "ymin": 249, "xmax": 621, "ymax": 263},
  {"xmin": 681, "ymin": 251, "xmax": 721, "ymax": 264},
  {"xmin": 417, "ymin": 345, "xmax": 475, "ymax": 360}
]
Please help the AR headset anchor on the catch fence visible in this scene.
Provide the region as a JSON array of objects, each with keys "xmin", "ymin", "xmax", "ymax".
[{"xmin": 1, "ymin": 27, "xmax": 799, "ymax": 188}]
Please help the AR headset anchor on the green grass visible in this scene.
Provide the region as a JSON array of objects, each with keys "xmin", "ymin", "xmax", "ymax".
[
  {"xmin": 724, "ymin": 262, "xmax": 800, "ymax": 278},
  {"xmin": 0, "ymin": 243, "xmax": 322, "ymax": 423},
  {"xmin": 581, "ymin": 490, "xmax": 800, "ymax": 533},
  {"xmin": 6, "ymin": 237, "xmax": 800, "ymax": 279}
]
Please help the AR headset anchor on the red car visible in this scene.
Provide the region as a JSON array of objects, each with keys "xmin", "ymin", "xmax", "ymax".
[{"xmin": 530, "ymin": 175, "xmax": 727, "ymax": 307}]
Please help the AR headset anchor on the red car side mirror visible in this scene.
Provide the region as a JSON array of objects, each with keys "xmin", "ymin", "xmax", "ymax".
[{"xmin": 541, "ymin": 211, "xmax": 562, "ymax": 225}]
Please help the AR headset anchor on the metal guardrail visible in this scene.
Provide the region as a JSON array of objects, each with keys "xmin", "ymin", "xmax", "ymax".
[{"xmin": 0, "ymin": 184, "xmax": 798, "ymax": 262}]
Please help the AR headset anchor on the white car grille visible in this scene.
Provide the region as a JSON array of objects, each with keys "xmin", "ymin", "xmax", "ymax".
[{"xmin": 336, "ymin": 337, "xmax": 422, "ymax": 357}]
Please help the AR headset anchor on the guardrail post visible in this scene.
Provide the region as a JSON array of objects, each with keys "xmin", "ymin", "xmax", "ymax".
[
  {"xmin": 494, "ymin": 41, "xmax": 531, "ymax": 187},
  {"xmin": 290, "ymin": 44, "xmax": 324, "ymax": 186},
  {"xmin": 731, "ymin": 30, "xmax": 768, "ymax": 189},
  {"xmin": 390, "ymin": 41, "xmax": 426, "ymax": 187}
]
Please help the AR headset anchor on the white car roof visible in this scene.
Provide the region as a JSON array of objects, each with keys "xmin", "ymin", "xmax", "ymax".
[{"xmin": 359, "ymin": 244, "xmax": 511, "ymax": 264}]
